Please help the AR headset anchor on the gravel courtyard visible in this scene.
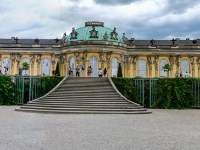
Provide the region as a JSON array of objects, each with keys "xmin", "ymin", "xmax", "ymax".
[{"xmin": 0, "ymin": 106, "xmax": 200, "ymax": 150}]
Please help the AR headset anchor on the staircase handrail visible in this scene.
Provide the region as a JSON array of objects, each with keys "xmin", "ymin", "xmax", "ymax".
[
  {"xmin": 108, "ymin": 76, "xmax": 140, "ymax": 106},
  {"xmin": 32, "ymin": 75, "xmax": 69, "ymax": 102}
]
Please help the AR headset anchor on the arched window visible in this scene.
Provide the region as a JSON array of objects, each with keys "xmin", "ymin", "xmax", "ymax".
[
  {"xmin": 181, "ymin": 59, "xmax": 190, "ymax": 77},
  {"xmin": 1, "ymin": 57, "xmax": 10, "ymax": 75},
  {"xmin": 22, "ymin": 58, "xmax": 30, "ymax": 75},
  {"xmin": 42, "ymin": 58, "xmax": 50, "ymax": 76},
  {"xmin": 160, "ymin": 59, "xmax": 168, "ymax": 77},
  {"xmin": 89, "ymin": 56, "xmax": 98, "ymax": 77},
  {"xmin": 138, "ymin": 59, "xmax": 146, "ymax": 77},
  {"xmin": 112, "ymin": 57, "xmax": 118, "ymax": 77},
  {"xmin": 69, "ymin": 57, "xmax": 75, "ymax": 75}
]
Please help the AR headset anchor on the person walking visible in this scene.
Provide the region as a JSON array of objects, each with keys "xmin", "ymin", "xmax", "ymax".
[
  {"xmin": 98, "ymin": 68, "xmax": 103, "ymax": 77},
  {"xmin": 103, "ymin": 68, "xmax": 107, "ymax": 77}
]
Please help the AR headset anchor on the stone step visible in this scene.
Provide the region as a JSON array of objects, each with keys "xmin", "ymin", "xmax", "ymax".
[
  {"xmin": 24, "ymin": 104, "xmax": 141, "ymax": 109},
  {"xmin": 15, "ymin": 108, "xmax": 152, "ymax": 114},
  {"xmin": 59, "ymin": 83, "xmax": 110, "ymax": 87},
  {"xmin": 55, "ymin": 87, "xmax": 114, "ymax": 91},
  {"xmin": 18, "ymin": 106, "xmax": 148, "ymax": 112},
  {"xmin": 52, "ymin": 89, "xmax": 115, "ymax": 93},
  {"xmin": 50, "ymin": 93, "xmax": 118, "ymax": 96},
  {"xmin": 30, "ymin": 101, "xmax": 128, "ymax": 104},
  {"xmin": 42, "ymin": 97, "xmax": 124, "ymax": 100}
]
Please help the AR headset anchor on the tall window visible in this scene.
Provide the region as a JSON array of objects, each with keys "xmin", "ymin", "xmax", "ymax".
[
  {"xmin": 160, "ymin": 59, "xmax": 168, "ymax": 77},
  {"xmin": 89, "ymin": 56, "xmax": 98, "ymax": 77},
  {"xmin": 138, "ymin": 59, "xmax": 146, "ymax": 77},
  {"xmin": 112, "ymin": 57, "xmax": 118, "ymax": 77},
  {"xmin": 69, "ymin": 57, "xmax": 75, "ymax": 75},
  {"xmin": 22, "ymin": 58, "xmax": 30, "ymax": 75},
  {"xmin": 2, "ymin": 57, "xmax": 10, "ymax": 75},
  {"xmin": 42, "ymin": 58, "xmax": 50, "ymax": 76},
  {"xmin": 181, "ymin": 59, "xmax": 189, "ymax": 77}
]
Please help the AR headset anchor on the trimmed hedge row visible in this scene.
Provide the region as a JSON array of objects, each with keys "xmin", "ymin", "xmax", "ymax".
[{"xmin": 111, "ymin": 77, "xmax": 200, "ymax": 109}]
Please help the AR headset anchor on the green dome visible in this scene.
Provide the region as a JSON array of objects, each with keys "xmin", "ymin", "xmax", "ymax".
[{"xmin": 65, "ymin": 22, "xmax": 124, "ymax": 43}]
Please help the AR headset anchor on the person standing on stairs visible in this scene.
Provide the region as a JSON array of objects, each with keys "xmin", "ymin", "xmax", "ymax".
[
  {"xmin": 103, "ymin": 68, "xmax": 107, "ymax": 77},
  {"xmin": 98, "ymin": 68, "xmax": 103, "ymax": 77},
  {"xmin": 75, "ymin": 65, "xmax": 80, "ymax": 77},
  {"xmin": 88, "ymin": 66, "xmax": 92, "ymax": 77}
]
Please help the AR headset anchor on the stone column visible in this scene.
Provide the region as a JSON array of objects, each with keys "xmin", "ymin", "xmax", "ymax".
[
  {"xmin": 30, "ymin": 54, "xmax": 35, "ymax": 76},
  {"xmin": 133, "ymin": 55, "xmax": 138, "ymax": 77},
  {"xmin": 169, "ymin": 55, "xmax": 174, "ymax": 77},
  {"xmin": 10, "ymin": 53, "xmax": 15, "ymax": 75},
  {"xmin": 36, "ymin": 54, "xmax": 41, "ymax": 76},
  {"xmin": 153, "ymin": 55, "xmax": 159, "ymax": 77},
  {"xmin": 190, "ymin": 56, "xmax": 195, "ymax": 77},
  {"xmin": 147, "ymin": 56, "xmax": 152, "ymax": 78}
]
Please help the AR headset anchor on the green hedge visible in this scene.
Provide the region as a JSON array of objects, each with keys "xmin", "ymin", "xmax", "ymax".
[
  {"xmin": 40, "ymin": 76, "xmax": 64, "ymax": 96},
  {"xmin": 0, "ymin": 76, "xmax": 19, "ymax": 105},
  {"xmin": 111, "ymin": 77, "xmax": 200, "ymax": 109}
]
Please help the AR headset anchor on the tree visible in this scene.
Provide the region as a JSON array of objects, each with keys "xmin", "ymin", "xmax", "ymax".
[
  {"xmin": 22, "ymin": 62, "xmax": 29, "ymax": 75},
  {"xmin": 117, "ymin": 63, "xmax": 123, "ymax": 77},
  {"xmin": 162, "ymin": 63, "xmax": 172, "ymax": 72},
  {"xmin": 55, "ymin": 62, "xmax": 60, "ymax": 76}
]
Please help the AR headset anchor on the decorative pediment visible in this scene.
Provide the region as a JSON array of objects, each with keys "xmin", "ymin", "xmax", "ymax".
[
  {"xmin": 89, "ymin": 26, "xmax": 98, "ymax": 38},
  {"xmin": 70, "ymin": 27, "xmax": 78, "ymax": 39},
  {"xmin": 111, "ymin": 27, "xmax": 118, "ymax": 40}
]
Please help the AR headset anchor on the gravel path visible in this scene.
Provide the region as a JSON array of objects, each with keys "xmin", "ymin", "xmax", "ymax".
[{"xmin": 0, "ymin": 106, "xmax": 200, "ymax": 150}]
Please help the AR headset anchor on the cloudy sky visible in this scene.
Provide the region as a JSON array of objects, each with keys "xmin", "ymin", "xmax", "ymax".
[{"xmin": 1, "ymin": 0, "xmax": 200, "ymax": 40}]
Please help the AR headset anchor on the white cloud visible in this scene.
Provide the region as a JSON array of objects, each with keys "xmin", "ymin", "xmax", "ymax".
[{"xmin": 0, "ymin": 0, "xmax": 200, "ymax": 40}]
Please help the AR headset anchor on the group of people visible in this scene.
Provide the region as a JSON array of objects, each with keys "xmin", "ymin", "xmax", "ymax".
[
  {"xmin": 175, "ymin": 71, "xmax": 191, "ymax": 78},
  {"xmin": 68, "ymin": 65, "xmax": 107, "ymax": 77}
]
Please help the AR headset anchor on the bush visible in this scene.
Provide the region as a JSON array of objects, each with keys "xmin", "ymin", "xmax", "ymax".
[{"xmin": 0, "ymin": 76, "xmax": 18, "ymax": 105}]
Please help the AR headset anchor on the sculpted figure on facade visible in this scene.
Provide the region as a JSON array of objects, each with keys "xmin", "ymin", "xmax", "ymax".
[
  {"xmin": 106, "ymin": 51, "xmax": 112, "ymax": 69},
  {"xmin": 190, "ymin": 56, "xmax": 195, "ymax": 71},
  {"xmin": 10, "ymin": 53, "xmax": 15, "ymax": 68},
  {"xmin": 175, "ymin": 55, "xmax": 181, "ymax": 69},
  {"xmin": 62, "ymin": 32, "xmax": 66, "ymax": 43},
  {"xmin": 36, "ymin": 54, "xmax": 41, "ymax": 68},
  {"xmin": 82, "ymin": 50, "xmax": 87, "ymax": 66},
  {"xmin": 196, "ymin": 57, "xmax": 200, "ymax": 70},
  {"xmin": 55, "ymin": 54, "xmax": 60, "ymax": 63},
  {"xmin": 147, "ymin": 56, "xmax": 152, "ymax": 70},
  {"xmin": 51, "ymin": 53, "xmax": 56, "ymax": 66},
  {"xmin": 133, "ymin": 55, "xmax": 138, "ymax": 70},
  {"xmin": 74, "ymin": 51, "xmax": 80, "ymax": 64},
  {"xmin": 153, "ymin": 55, "xmax": 159, "ymax": 71},
  {"xmin": 29, "ymin": 54, "xmax": 35, "ymax": 68},
  {"xmin": 16, "ymin": 53, "xmax": 22, "ymax": 68},
  {"xmin": 103, "ymin": 32, "xmax": 109, "ymax": 40},
  {"xmin": 127, "ymin": 55, "xmax": 132, "ymax": 70},
  {"xmin": 99, "ymin": 51, "xmax": 104, "ymax": 69},
  {"xmin": 169, "ymin": 55, "xmax": 174, "ymax": 66},
  {"xmin": 122, "ymin": 33, "xmax": 127, "ymax": 42}
]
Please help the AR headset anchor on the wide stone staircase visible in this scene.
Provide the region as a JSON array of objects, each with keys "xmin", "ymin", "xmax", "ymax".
[{"xmin": 15, "ymin": 76, "xmax": 151, "ymax": 114}]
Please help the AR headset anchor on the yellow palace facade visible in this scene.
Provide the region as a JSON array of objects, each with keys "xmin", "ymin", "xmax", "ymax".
[{"xmin": 0, "ymin": 21, "xmax": 200, "ymax": 78}]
